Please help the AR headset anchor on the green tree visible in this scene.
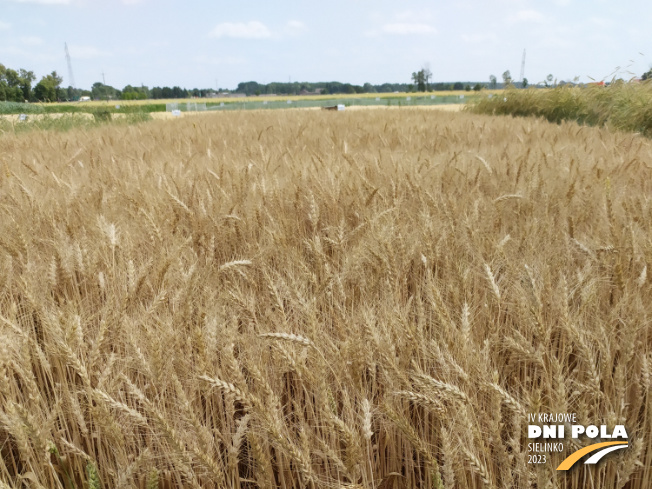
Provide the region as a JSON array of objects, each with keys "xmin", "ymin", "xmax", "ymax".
[
  {"xmin": 5, "ymin": 68, "xmax": 20, "ymax": 88},
  {"xmin": 522, "ymin": 77, "xmax": 528, "ymax": 88},
  {"xmin": 642, "ymin": 68, "xmax": 652, "ymax": 81},
  {"xmin": 0, "ymin": 64, "xmax": 7, "ymax": 101},
  {"xmin": 502, "ymin": 70, "xmax": 512, "ymax": 86},
  {"xmin": 34, "ymin": 80, "xmax": 53, "ymax": 101},
  {"xmin": 411, "ymin": 69, "xmax": 427, "ymax": 92},
  {"xmin": 489, "ymin": 75, "xmax": 497, "ymax": 89},
  {"xmin": 422, "ymin": 65, "xmax": 432, "ymax": 91},
  {"xmin": 18, "ymin": 69, "xmax": 36, "ymax": 101},
  {"xmin": 1, "ymin": 67, "xmax": 28, "ymax": 102},
  {"xmin": 121, "ymin": 84, "xmax": 148, "ymax": 100},
  {"xmin": 34, "ymin": 71, "xmax": 63, "ymax": 102},
  {"xmin": 91, "ymin": 82, "xmax": 119, "ymax": 100},
  {"xmin": 473, "ymin": 83, "xmax": 482, "ymax": 91},
  {"xmin": 65, "ymin": 86, "xmax": 84, "ymax": 101},
  {"xmin": 236, "ymin": 81, "xmax": 265, "ymax": 95},
  {"xmin": 171, "ymin": 86, "xmax": 187, "ymax": 98}
]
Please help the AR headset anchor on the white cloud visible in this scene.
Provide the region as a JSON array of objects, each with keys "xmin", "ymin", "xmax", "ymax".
[
  {"xmin": 285, "ymin": 20, "xmax": 307, "ymax": 35},
  {"xmin": 507, "ymin": 10, "xmax": 546, "ymax": 23},
  {"xmin": 68, "ymin": 44, "xmax": 112, "ymax": 59},
  {"xmin": 0, "ymin": 20, "xmax": 10, "ymax": 30},
  {"xmin": 19, "ymin": 36, "xmax": 43, "ymax": 46},
  {"xmin": 209, "ymin": 21, "xmax": 271, "ymax": 40},
  {"xmin": 381, "ymin": 23, "xmax": 436, "ymax": 35},
  {"xmin": 7, "ymin": 0, "xmax": 72, "ymax": 4}
]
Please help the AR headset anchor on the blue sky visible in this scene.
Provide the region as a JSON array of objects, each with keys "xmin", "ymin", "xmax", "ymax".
[{"xmin": 0, "ymin": 0, "xmax": 650, "ymax": 90}]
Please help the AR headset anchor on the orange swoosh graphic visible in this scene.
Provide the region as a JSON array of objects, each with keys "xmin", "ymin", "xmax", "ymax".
[{"xmin": 556, "ymin": 441, "xmax": 628, "ymax": 471}]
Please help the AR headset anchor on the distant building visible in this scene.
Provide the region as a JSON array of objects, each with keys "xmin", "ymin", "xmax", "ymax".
[{"xmin": 79, "ymin": 96, "xmax": 91, "ymax": 102}]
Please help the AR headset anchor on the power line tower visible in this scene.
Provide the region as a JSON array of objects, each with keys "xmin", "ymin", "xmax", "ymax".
[
  {"xmin": 64, "ymin": 42, "xmax": 75, "ymax": 89},
  {"xmin": 519, "ymin": 48, "xmax": 526, "ymax": 84}
]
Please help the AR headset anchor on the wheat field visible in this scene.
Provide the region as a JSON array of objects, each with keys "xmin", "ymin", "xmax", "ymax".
[{"xmin": 0, "ymin": 109, "xmax": 650, "ymax": 489}]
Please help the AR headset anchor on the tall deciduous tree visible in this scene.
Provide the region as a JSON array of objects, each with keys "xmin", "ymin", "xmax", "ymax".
[
  {"xmin": 411, "ymin": 69, "xmax": 429, "ymax": 92},
  {"xmin": 91, "ymin": 82, "xmax": 120, "ymax": 100},
  {"xmin": 489, "ymin": 75, "xmax": 497, "ymax": 89},
  {"xmin": 502, "ymin": 70, "xmax": 512, "ymax": 86},
  {"xmin": 18, "ymin": 69, "xmax": 36, "ymax": 101},
  {"xmin": 422, "ymin": 65, "xmax": 432, "ymax": 91},
  {"xmin": 34, "ymin": 71, "xmax": 63, "ymax": 102}
]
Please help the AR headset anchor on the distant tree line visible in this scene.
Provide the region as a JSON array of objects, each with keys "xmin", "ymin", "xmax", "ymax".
[
  {"xmin": 233, "ymin": 80, "xmax": 488, "ymax": 96},
  {"xmin": 90, "ymin": 83, "xmax": 218, "ymax": 101},
  {"xmin": 7, "ymin": 59, "xmax": 614, "ymax": 105},
  {"xmin": 236, "ymin": 81, "xmax": 390, "ymax": 96},
  {"xmin": 2, "ymin": 60, "xmax": 492, "ymax": 103}
]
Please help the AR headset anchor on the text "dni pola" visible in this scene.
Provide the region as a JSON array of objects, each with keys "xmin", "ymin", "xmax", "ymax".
[{"xmin": 529, "ymin": 425, "xmax": 628, "ymax": 439}]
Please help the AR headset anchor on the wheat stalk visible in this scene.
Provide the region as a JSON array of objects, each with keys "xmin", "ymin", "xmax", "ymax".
[
  {"xmin": 484, "ymin": 263, "xmax": 501, "ymax": 302},
  {"xmin": 259, "ymin": 332, "xmax": 313, "ymax": 347}
]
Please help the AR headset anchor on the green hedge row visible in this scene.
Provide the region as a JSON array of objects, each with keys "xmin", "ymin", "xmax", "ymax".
[{"xmin": 470, "ymin": 82, "xmax": 652, "ymax": 137}]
